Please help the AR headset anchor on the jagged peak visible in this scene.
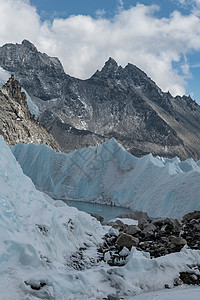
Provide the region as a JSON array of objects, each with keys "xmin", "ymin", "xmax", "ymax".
[
  {"xmin": 21, "ymin": 39, "xmax": 37, "ymax": 52},
  {"xmin": 91, "ymin": 57, "xmax": 120, "ymax": 79},
  {"xmin": 2, "ymin": 74, "xmax": 27, "ymax": 105},
  {"xmin": 104, "ymin": 57, "xmax": 118, "ymax": 68}
]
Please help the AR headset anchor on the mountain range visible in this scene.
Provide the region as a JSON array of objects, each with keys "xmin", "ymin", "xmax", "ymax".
[{"xmin": 0, "ymin": 40, "xmax": 200, "ymax": 160}]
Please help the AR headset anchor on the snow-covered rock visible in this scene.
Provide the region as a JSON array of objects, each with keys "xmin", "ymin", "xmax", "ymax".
[{"xmin": 11, "ymin": 138, "xmax": 200, "ymax": 219}]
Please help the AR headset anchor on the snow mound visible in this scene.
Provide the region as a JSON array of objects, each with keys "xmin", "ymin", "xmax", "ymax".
[
  {"xmin": 0, "ymin": 136, "xmax": 104, "ymax": 299},
  {"xmin": 12, "ymin": 138, "xmax": 200, "ymax": 219}
]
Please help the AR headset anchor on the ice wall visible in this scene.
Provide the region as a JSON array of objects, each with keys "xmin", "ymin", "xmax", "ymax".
[{"xmin": 11, "ymin": 138, "xmax": 200, "ymax": 218}]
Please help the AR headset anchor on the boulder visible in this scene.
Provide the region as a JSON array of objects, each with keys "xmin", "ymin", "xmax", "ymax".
[
  {"xmin": 183, "ymin": 211, "xmax": 200, "ymax": 222},
  {"xmin": 170, "ymin": 237, "xmax": 187, "ymax": 249},
  {"xmin": 117, "ymin": 211, "xmax": 149, "ymax": 229},
  {"xmin": 90, "ymin": 213, "xmax": 104, "ymax": 224},
  {"xmin": 116, "ymin": 233, "xmax": 139, "ymax": 248},
  {"xmin": 124, "ymin": 225, "xmax": 141, "ymax": 235}
]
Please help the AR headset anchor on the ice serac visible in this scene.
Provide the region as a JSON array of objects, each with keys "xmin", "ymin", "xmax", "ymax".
[
  {"xmin": 1, "ymin": 41, "xmax": 200, "ymax": 159},
  {"xmin": 11, "ymin": 138, "xmax": 200, "ymax": 219}
]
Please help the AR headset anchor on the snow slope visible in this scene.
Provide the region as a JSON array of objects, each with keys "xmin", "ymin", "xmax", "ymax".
[
  {"xmin": 0, "ymin": 136, "xmax": 105, "ymax": 299},
  {"xmin": 11, "ymin": 138, "xmax": 200, "ymax": 219},
  {"xmin": 125, "ymin": 286, "xmax": 200, "ymax": 300}
]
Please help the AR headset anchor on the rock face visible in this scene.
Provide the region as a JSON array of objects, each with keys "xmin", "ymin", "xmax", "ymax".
[
  {"xmin": 1, "ymin": 40, "xmax": 200, "ymax": 159},
  {"xmin": 0, "ymin": 75, "xmax": 60, "ymax": 150}
]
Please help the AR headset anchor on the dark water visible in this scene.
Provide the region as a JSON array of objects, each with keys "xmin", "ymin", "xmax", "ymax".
[{"xmin": 63, "ymin": 200, "xmax": 133, "ymax": 223}]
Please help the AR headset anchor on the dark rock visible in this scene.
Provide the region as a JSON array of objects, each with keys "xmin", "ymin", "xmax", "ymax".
[
  {"xmin": 170, "ymin": 237, "xmax": 187, "ymax": 250},
  {"xmin": 183, "ymin": 211, "xmax": 200, "ymax": 223},
  {"xmin": 124, "ymin": 225, "xmax": 141, "ymax": 235},
  {"xmin": 180, "ymin": 272, "xmax": 200, "ymax": 285},
  {"xmin": 117, "ymin": 211, "xmax": 149, "ymax": 226},
  {"xmin": 173, "ymin": 278, "xmax": 183, "ymax": 286},
  {"xmin": 90, "ymin": 213, "xmax": 104, "ymax": 224},
  {"xmin": 107, "ymin": 294, "xmax": 121, "ymax": 300},
  {"xmin": 116, "ymin": 233, "xmax": 139, "ymax": 248}
]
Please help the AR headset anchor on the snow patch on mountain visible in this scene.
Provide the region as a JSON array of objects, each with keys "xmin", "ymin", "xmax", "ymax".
[
  {"xmin": 22, "ymin": 87, "xmax": 40, "ymax": 118},
  {"xmin": 0, "ymin": 66, "xmax": 10, "ymax": 87},
  {"xmin": 11, "ymin": 138, "xmax": 200, "ymax": 219}
]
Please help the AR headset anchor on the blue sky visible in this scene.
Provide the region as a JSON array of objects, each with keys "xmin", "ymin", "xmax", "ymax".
[
  {"xmin": 0, "ymin": 0, "xmax": 200, "ymax": 103},
  {"xmin": 29, "ymin": 0, "xmax": 192, "ymax": 19}
]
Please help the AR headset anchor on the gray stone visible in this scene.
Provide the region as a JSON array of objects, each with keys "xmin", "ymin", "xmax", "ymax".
[
  {"xmin": 124, "ymin": 225, "xmax": 141, "ymax": 235},
  {"xmin": 90, "ymin": 213, "xmax": 104, "ymax": 224},
  {"xmin": 183, "ymin": 211, "xmax": 200, "ymax": 222},
  {"xmin": 170, "ymin": 237, "xmax": 187, "ymax": 247},
  {"xmin": 116, "ymin": 233, "xmax": 139, "ymax": 248}
]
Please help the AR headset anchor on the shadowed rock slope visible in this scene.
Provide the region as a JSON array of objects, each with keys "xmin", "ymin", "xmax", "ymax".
[{"xmin": 1, "ymin": 40, "xmax": 200, "ymax": 159}]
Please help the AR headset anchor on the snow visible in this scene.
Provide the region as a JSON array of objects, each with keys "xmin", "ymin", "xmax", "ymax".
[
  {"xmin": 22, "ymin": 88, "xmax": 40, "ymax": 118},
  {"xmin": 1, "ymin": 136, "xmax": 200, "ymax": 299},
  {"xmin": 0, "ymin": 136, "xmax": 105, "ymax": 299},
  {"xmin": 0, "ymin": 66, "xmax": 10, "ymax": 87},
  {"xmin": 125, "ymin": 286, "xmax": 200, "ymax": 300},
  {"xmin": 11, "ymin": 138, "xmax": 200, "ymax": 219},
  {"xmin": 109, "ymin": 218, "xmax": 138, "ymax": 226}
]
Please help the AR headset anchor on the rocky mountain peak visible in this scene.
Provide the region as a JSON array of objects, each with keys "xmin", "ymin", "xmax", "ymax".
[
  {"xmin": 2, "ymin": 74, "xmax": 27, "ymax": 105},
  {"xmin": 92, "ymin": 57, "xmax": 120, "ymax": 79},
  {"xmin": 21, "ymin": 39, "xmax": 37, "ymax": 52},
  {"xmin": 104, "ymin": 57, "xmax": 118, "ymax": 69},
  {"xmin": 0, "ymin": 75, "xmax": 60, "ymax": 150}
]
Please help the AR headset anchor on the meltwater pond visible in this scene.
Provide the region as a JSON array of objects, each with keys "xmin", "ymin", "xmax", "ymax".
[{"xmin": 63, "ymin": 200, "xmax": 133, "ymax": 223}]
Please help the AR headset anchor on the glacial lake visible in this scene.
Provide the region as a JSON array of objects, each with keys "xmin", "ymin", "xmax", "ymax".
[{"xmin": 63, "ymin": 200, "xmax": 133, "ymax": 223}]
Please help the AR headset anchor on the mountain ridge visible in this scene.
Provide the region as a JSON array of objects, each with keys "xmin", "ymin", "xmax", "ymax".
[{"xmin": 0, "ymin": 40, "xmax": 200, "ymax": 159}]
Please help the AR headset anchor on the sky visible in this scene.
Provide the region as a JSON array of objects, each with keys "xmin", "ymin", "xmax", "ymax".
[{"xmin": 0, "ymin": 0, "xmax": 200, "ymax": 102}]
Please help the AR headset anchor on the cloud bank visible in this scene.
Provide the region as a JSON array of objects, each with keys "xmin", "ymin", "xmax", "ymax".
[{"xmin": 1, "ymin": 0, "xmax": 200, "ymax": 97}]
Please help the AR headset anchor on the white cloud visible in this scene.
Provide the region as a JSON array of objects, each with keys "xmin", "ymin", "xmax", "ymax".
[{"xmin": 1, "ymin": 0, "xmax": 200, "ymax": 97}]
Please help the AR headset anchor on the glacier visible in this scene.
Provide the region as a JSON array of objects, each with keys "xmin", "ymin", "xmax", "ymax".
[
  {"xmin": 11, "ymin": 138, "xmax": 200, "ymax": 219},
  {"xmin": 1, "ymin": 136, "xmax": 200, "ymax": 299}
]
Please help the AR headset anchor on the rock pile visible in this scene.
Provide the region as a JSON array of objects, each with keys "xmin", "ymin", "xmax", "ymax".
[{"xmin": 98, "ymin": 210, "xmax": 200, "ymax": 266}]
